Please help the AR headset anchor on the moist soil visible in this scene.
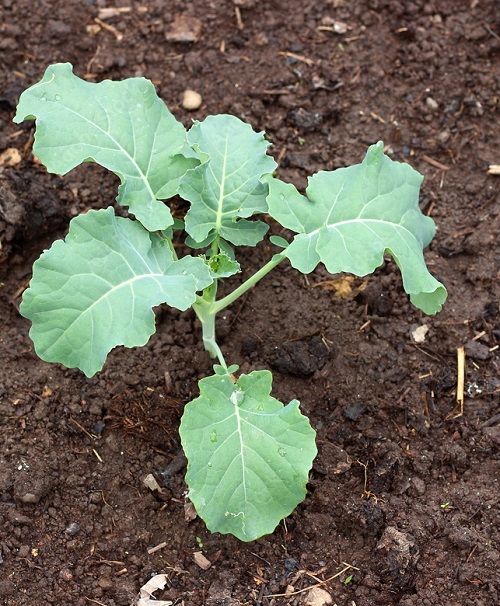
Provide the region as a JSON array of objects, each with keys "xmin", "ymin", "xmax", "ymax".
[{"xmin": 0, "ymin": 1, "xmax": 499, "ymax": 605}]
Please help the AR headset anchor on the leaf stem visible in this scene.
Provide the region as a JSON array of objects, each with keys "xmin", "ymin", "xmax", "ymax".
[
  {"xmin": 211, "ymin": 251, "xmax": 286, "ymax": 315},
  {"xmin": 193, "ymin": 281, "xmax": 228, "ymax": 367},
  {"xmin": 192, "ymin": 251, "xmax": 287, "ymax": 364}
]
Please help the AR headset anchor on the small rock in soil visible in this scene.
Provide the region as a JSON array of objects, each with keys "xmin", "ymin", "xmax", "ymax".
[
  {"xmin": 7, "ymin": 509, "xmax": 32, "ymax": 526},
  {"xmin": 464, "ymin": 339, "xmax": 491, "ymax": 361},
  {"xmin": 267, "ymin": 335, "xmax": 332, "ymax": 377},
  {"xmin": 59, "ymin": 568, "xmax": 73, "ymax": 582},
  {"xmin": 64, "ymin": 522, "xmax": 81, "ymax": 536},
  {"xmin": 166, "ymin": 15, "xmax": 203, "ymax": 42},
  {"xmin": 304, "ymin": 586, "xmax": 333, "ymax": 606},
  {"xmin": 98, "ymin": 576, "xmax": 114, "ymax": 591},
  {"xmin": 376, "ymin": 526, "xmax": 419, "ymax": 591},
  {"xmin": 182, "ymin": 89, "xmax": 202, "ymax": 110},
  {"xmin": 13, "ymin": 462, "xmax": 53, "ymax": 504},
  {"xmin": 287, "ymin": 107, "xmax": 323, "ymax": 132},
  {"xmin": 409, "ymin": 476, "xmax": 426, "ymax": 496},
  {"xmin": 356, "ymin": 283, "xmax": 393, "ymax": 316},
  {"xmin": 425, "ymin": 96, "xmax": 439, "ymax": 111},
  {"xmin": 343, "ymin": 403, "xmax": 366, "ymax": 421}
]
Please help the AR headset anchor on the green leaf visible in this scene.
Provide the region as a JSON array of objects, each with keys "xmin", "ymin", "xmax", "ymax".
[
  {"xmin": 205, "ymin": 252, "xmax": 241, "ymax": 279},
  {"xmin": 14, "ymin": 63, "xmax": 197, "ymax": 231},
  {"xmin": 179, "ymin": 370, "xmax": 317, "ymax": 541},
  {"xmin": 267, "ymin": 142, "xmax": 447, "ymax": 314},
  {"xmin": 180, "ymin": 115, "xmax": 276, "ymax": 246},
  {"xmin": 269, "ymin": 235, "xmax": 290, "ymax": 249},
  {"xmin": 20, "ymin": 208, "xmax": 212, "ymax": 377}
]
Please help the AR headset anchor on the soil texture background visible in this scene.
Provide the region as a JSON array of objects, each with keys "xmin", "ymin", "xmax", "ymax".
[{"xmin": 0, "ymin": 1, "xmax": 499, "ymax": 605}]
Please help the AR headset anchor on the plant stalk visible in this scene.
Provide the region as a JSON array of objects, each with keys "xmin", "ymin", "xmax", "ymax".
[
  {"xmin": 192, "ymin": 251, "xmax": 287, "ymax": 366},
  {"xmin": 211, "ymin": 252, "xmax": 286, "ymax": 315}
]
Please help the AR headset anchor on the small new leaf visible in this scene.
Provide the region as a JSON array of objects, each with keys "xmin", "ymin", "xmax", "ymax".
[
  {"xmin": 14, "ymin": 63, "xmax": 197, "ymax": 231},
  {"xmin": 180, "ymin": 115, "xmax": 276, "ymax": 246},
  {"xmin": 20, "ymin": 208, "xmax": 212, "ymax": 377},
  {"xmin": 205, "ymin": 252, "xmax": 241, "ymax": 279},
  {"xmin": 267, "ymin": 142, "xmax": 447, "ymax": 314},
  {"xmin": 179, "ymin": 370, "xmax": 317, "ymax": 541}
]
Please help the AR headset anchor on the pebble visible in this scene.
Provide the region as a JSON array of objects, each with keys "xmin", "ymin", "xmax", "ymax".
[
  {"xmin": 182, "ymin": 89, "xmax": 202, "ymax": 111},
  {"xmin": 304, "ymin": 586, "xmax": 333, "ymax": 606},
  {"xmin": 411, "ymin": 476, "xmax": 426, "ymax": 495},
  {"xmin": 98, "ymin": 576, "xmax": 114, "ymax": 591},
  {"xmin": 343, "ymin": 403, "xmax": 366, "ymax": 421},
  {"xmin": 464, "ymin": 339, "xmax": 491, "ymax": 361},
  {"xmin": 64, "ymin": 522, "xmax": 81, "ymax": 536},
  {"xmin": 166, "ymin": 15, "xmax": 203, "ymax": 43},
  {"xmin": 426, "ymin": 96, "xmax": 439, "ymax": 111},
  {"xmin": 59, "ymin": 568, "xmax": 73, "ymax": 582},
  {"xmin": 288, "ymin": 107, "xmax": 323, "ymax": 132}
]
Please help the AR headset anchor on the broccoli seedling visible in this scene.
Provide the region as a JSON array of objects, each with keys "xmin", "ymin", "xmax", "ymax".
[{"xmin": 15, "ymin": 64, "xmax": 446, "ymax": 541}]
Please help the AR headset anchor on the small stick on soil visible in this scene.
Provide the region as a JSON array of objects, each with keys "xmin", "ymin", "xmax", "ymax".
[
  {"xmin": 265, "ymin": 563, "xmax": 356, "ymax": 598},
  {"xmin": 70, "ymin": 417, "xmax": 97, "ymax": 440},
  {"xmin": 357, "ymin": 320, "xmax": 371, "ymax": 332},
  {"xmin": 234, "ymin": 5, "xmax": 244, "ymax": 30},
  {"xmin": 276, "ymin": 145, "xmax": 287, "ymax": 167},
  {"xmin": 147, "ymin": 541, "xmax": 168, "ymax": 555},
  {"xmin": 447, "ymin": 347, "xmax": 465, "ymax": 419},
  {"xmin": 466, "ymin": 544, "xmax": 478, "ymax": 562},
  {"xmin": 422, "ymin": 155, "xmax": 449, "ymax": 171},
  {"xmin": 98, "ymin": 7, "xmax": 132, "ymax": 19},
  {"xmin": 92, "ymin": 449, "xmax": 104, "ymax": 463},
  {"xmin": 278, "ymin": 51, "xmax": 315, "ymax": 66},
  {"xmin": 94, "ymin": 17, "xmax": 124, "ymax": 41},
  {"xmin": 456, "ymin": 347, "xmax": 465, "ymax": 408}
]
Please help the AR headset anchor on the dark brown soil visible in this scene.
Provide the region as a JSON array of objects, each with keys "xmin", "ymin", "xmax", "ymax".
[{"xmin": 0, "ymin": 1, "xmax": 499, "ymax": 605}]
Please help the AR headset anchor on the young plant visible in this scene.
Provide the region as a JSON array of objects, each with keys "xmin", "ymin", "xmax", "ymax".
[{"xmin": 15, "ymin": 64, "xmax": 446, "ymax": 541}]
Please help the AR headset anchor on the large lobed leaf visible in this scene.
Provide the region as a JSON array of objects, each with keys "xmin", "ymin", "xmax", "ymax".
[
  {"xmin": 267, "ymin": 142, "xmax": 447, "ymax": 314},
  {"xmin": 180, "ymin": 115, "xmax": 277, "ymax": 247},
  {"xmin": 179, "ymin": 370, "xmax": 317, "ymax": 541},
  {"xmin": 14, "ymin": 63, "xmax": 197, "ymax": 231},
  {"xmin": 20, "ymin": 208, "xmax": 212, "ymax": 377}
]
